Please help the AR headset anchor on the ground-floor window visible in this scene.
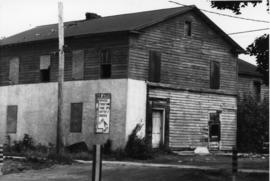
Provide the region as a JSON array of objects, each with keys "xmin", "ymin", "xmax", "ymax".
[
  {"xmin": 7, "ymin": 105, "xmax": 18, "ymax": 133},
  {"xmin": 70, "ymin": 103, "xmax": 83, "ymax": 133}
]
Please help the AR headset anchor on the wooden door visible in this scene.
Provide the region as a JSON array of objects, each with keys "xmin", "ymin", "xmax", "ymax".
[{"xmin": 152, "ymin": 110, "xmax": 163, "ymax": 148}]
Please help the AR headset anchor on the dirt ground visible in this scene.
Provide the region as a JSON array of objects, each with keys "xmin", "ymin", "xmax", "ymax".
[{"xmin": 0, "ymin": 163, "xmax": 268, "ymax": 181}]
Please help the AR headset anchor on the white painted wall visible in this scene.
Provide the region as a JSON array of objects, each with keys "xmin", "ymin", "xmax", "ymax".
[
  {"xmin": 0, "ymin": 79, "xmax": 129, "ymax": 149},
  {"xmin": 125, "ymin": 79, "xmax": 147, "ymax": 140}
]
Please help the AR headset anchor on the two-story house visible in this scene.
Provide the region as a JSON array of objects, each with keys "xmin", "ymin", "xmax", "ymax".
[{"xmin": 0, "ymin": 5, "xmax": 245, "ymax": 151}]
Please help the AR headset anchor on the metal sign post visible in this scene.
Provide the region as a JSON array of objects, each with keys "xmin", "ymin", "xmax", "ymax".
[
  {"xmin": 92, "ymin": 144, "xmax": 102, "ymax": 181},
  {"xmin": 0, "ymin": 144, "xmax": 3, "ymax": 175},
  {"xmin": 232, "ymin": 147, "xmax": 238, "ymax": 181}
]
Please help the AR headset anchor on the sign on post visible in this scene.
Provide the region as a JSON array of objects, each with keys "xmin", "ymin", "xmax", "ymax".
[
  {"xmin": 92, "ymin": 145, "xmax": 102, "ymax": 181},
  {"xmin": 95, "ymin": 93, "xmax": 111, "ymax": 134}
]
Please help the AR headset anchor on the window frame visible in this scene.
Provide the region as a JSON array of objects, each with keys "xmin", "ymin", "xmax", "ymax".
[
  {"xmin": 8, "ymin": 57, "xmax": 20, "ymax": 85},
  {"xmin": 72, "ymin": 50, "xmax": 85, "ymax": 80},
  {"xmin": 40, "ymin": 55, "xmax": 51, "ymax": 82},
  {"xmin": 99, "ymin": 49, "xmax": 112, "ymax": 79},
  {"xmin": 70, "ymin": 102, "xmax": 83, "ymax": 133},
  {"xmin": 7, "ymin": 105, "xmax": 18, "ymax": 134},
  {"xmin": 210, "ymin": 60, "xmax": 220, "ymax": 89},
  {"xmin": 184, "ymin": 21, "xmax": 192, "ymax": 37},
  {"xmin": 148, "ymin": 50, "xmax": 161, "ymax": 83}
]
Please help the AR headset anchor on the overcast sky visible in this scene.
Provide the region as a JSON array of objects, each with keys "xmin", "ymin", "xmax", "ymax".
[{"xmin": 0, "ymin": 0, "xmax": 269, "ymax": 64}]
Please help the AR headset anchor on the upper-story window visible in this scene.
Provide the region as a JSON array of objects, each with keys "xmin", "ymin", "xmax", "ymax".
[
  {"xmin": 149, "ymin": 50, "xmax": 161, "ymax": 82},
  {"xmin": 253, "ymin": 81, "xmax": 261, "ymax": 102},
  {"xmin": 100, "ymin": 49, "xmax": 111, "ymax": 79},
  {"xmin": 210, "ymin": 61, "xmax": 220, "ymax": 89},
  {"xmin": 40, "ymin": 55, "xmax": 51, "ymax": 82},
  {"xmin": 9, "ymin": 57, "xmax": 20, "ymax": 84},
  {"xmin": 184, "ymin": 21, "xmax": 192, "ymax": 36},
  {"xmin": 72, "ymin": 50, "xmax": 85, "ymax": 80}
]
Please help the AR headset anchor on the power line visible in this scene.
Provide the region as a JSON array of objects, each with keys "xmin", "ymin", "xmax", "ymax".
[
  {"xmin": 169, "ymin": 1, "xmax": 270, "ymax": 23},
  {"xmin": 228, "ymin": 28, "xmax": 269, "ymax": 35}
]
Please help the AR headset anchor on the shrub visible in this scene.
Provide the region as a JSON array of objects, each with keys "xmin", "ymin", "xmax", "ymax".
[
  {"xmin": 237, "ymin": 95, "xmax": 269, "ymax": 153},
  {"xmin": 125, "ymin": 124, "xmax": 153, "ymax": 160}
]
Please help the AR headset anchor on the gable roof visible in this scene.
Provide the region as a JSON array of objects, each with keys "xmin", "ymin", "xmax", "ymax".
[
  {"xmin": 0, "ymin": 5, "xmax": 244, "ymax": 52},
  {"xmin": 238, "ymin": 59, "xmax": 261, "ymax": 77}
]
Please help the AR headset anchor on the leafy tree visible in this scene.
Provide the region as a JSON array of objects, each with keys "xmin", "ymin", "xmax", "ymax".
[
  {"xmin": 210, "ymin": 1, "xmax": 269, "ymax": 85},
  {"xmin": 247, "ymin": 34, "xmax": 269, "ymax": 85},
  {"xmin": 237, "ymin": 95, "xmax": 269, "ymax": 153},
  {"xmin": 211, "ymin": 1, "xmax": 269, "ymax": 14}
]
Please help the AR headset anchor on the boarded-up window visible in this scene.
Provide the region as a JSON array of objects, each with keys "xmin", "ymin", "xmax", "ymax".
[
  {"xmin": 254, "ymin": 81, "xmax": 261, "ymax": 102},
  {"xmin": 7, "ymin": 105, "xmax": 18, "ymax": 133},
  {"xmin": 210, "ymin": 61, "xmax": 220, "ymax": 89},
  {"xmin": 40, "ymin": 55, "xmax": 51, "ymax": 82},
  {"xmin": 72, "ymin": 50, "xmax": 84, "ymax": 80},
  {"xmin": 100, "ymin": 49, "xmax": 111, "ymax": 78},
  {"xmin": 70, "ymin": 103, "xmax": 83, "ymax": 133},
  {"xmin": 9, "ymin": 57, "xmax": 19, "ymax": 84},
  {"xmin": 149, "ymin": 51, "xmax": 161, "ymax": 82},
  {"xmin": 184, "ymin": 21, "xmax": 192, "ymax": 36}
]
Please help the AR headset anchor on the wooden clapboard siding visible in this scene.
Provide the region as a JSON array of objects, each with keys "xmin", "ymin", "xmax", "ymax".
[
  {"xmin": 0, "ymin": 33, "xmax": 129, "ymax": 86},
  {"xmin": 128, "ymin": 11, "xmax": 238, "ymax": 95},
  {"xmin": 149, "ymin": 88, "xmax": 237, "ymax": 150}
]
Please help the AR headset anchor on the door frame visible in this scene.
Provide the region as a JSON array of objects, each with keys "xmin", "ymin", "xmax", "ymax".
[
  {"xmin": 151, "ymin": 108, "xmax": 166, "ymax": 147},
  {"xmin": 146, "ymin": 97, "xmax": 170, "ymax": 148}
]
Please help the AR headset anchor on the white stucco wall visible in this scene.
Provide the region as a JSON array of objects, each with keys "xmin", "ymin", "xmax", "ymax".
[
  {"xmin": 0, "ymin": 79, "xmax": 129, "ymax": 149},
  {"xmin": 125, "ymin": 79, "xmax": 147, "ymax": 140}
]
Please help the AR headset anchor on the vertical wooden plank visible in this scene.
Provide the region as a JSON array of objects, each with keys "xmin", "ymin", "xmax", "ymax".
[
  {"xmin": 72, "ymin": 50, "xmax": 84, "ymax": 80},
  {"xmin": 9, "ymin": 57, "xmax": 19, "ymax": 84}
]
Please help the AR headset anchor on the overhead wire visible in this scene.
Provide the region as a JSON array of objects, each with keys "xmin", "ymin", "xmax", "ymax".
[{"xmin": 169, "ymin": 0, "xmax": 270, "ymax": 23}]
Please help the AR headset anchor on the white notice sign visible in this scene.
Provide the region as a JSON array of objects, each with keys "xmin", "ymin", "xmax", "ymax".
[{"xmin": 95, "ymin": 93, "xmax": 111, "ymax": 134}]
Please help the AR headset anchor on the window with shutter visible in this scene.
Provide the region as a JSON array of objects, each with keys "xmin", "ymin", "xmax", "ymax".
[
  {"xmin": 7, "ymin": 105, "xmax": 18, "ymax": 133},
  {"xmin": 72, "ymin": 50, "xmax": 84, "ymax": 80},
  {"xmin": 9, "ymin": 57, "xmax": 19, "ymax": 84},
  {"xmin": 210, "ymin": 61, "xmax": 220, "ymax": 89},
  {"xmin": 40, "ymin": 55, "xmax": 51, "ymax": 82},
  {"xmin": 149, "ymin": 51, "xmax": 161, "ymax": 82},
  {"xmin": 70, "ymin": 103, "xmax": 83, "ymax": 133},
  {"xmin": 184, "ymin": 21, "xmax": 192, "ymax": 36}
]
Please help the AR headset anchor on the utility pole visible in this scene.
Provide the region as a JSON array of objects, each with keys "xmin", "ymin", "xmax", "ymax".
[{"xmin": 56, "ymin": 1, "xmax": 64, "ymax": 154}]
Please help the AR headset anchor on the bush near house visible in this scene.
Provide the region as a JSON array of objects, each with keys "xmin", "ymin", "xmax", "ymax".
[{"xmin": 237, "ymin": 95, "xmax": 269, "ymax": 153}]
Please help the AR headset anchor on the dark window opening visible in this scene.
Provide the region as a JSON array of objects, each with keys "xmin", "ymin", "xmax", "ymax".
[
  {"xmin": 149, "ymin": 51, "xmax": 161, "ymax": 82},
  {"xmin": 100, "ymin": 49, "xmax": 111, "ymax": 79},
  {"xmin": 40, "ymin": 55, "xmax": 51, "ymax": 82},
  {"xmin": 70, "ymin": 103, "xmax": 83, "ymax": 133},
  {"xmin": 184, "ymin": 21, "xmax": 192, "ymax": 36},
  {"xmin": 7, "ymin": 105, "xmax": 18, "ymax": 133},
  {"xmin": 40, "ymin": 69, "xmax": 50, "ymax": 82},
  {"xmin": 100, "ymin": 64, "xmax": 111, "ymax": 78},
  {"xmin": 209, "ymin": 112, "xmax": 221, "ymax": 142},
  {"xmin": 254, "ymin": 81, "xmax": 261, "ymax": 102},
  {"xmin": 210, "ymin": 61, "xmax": 220, "ymax": 89}
]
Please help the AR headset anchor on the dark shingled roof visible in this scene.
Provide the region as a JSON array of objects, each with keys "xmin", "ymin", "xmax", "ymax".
[
  {"xmin": 0, "ymin": 5, "xmax": 244, "ymax": 53},
  {"xmin": 238, "ymin": 59, "xmax": 261, "ymax": 77}
]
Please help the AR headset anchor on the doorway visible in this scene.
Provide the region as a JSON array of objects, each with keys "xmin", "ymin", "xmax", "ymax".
[{"xmin": 151, "ymin": 109, "xmax": 165, "ymax": 148}]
